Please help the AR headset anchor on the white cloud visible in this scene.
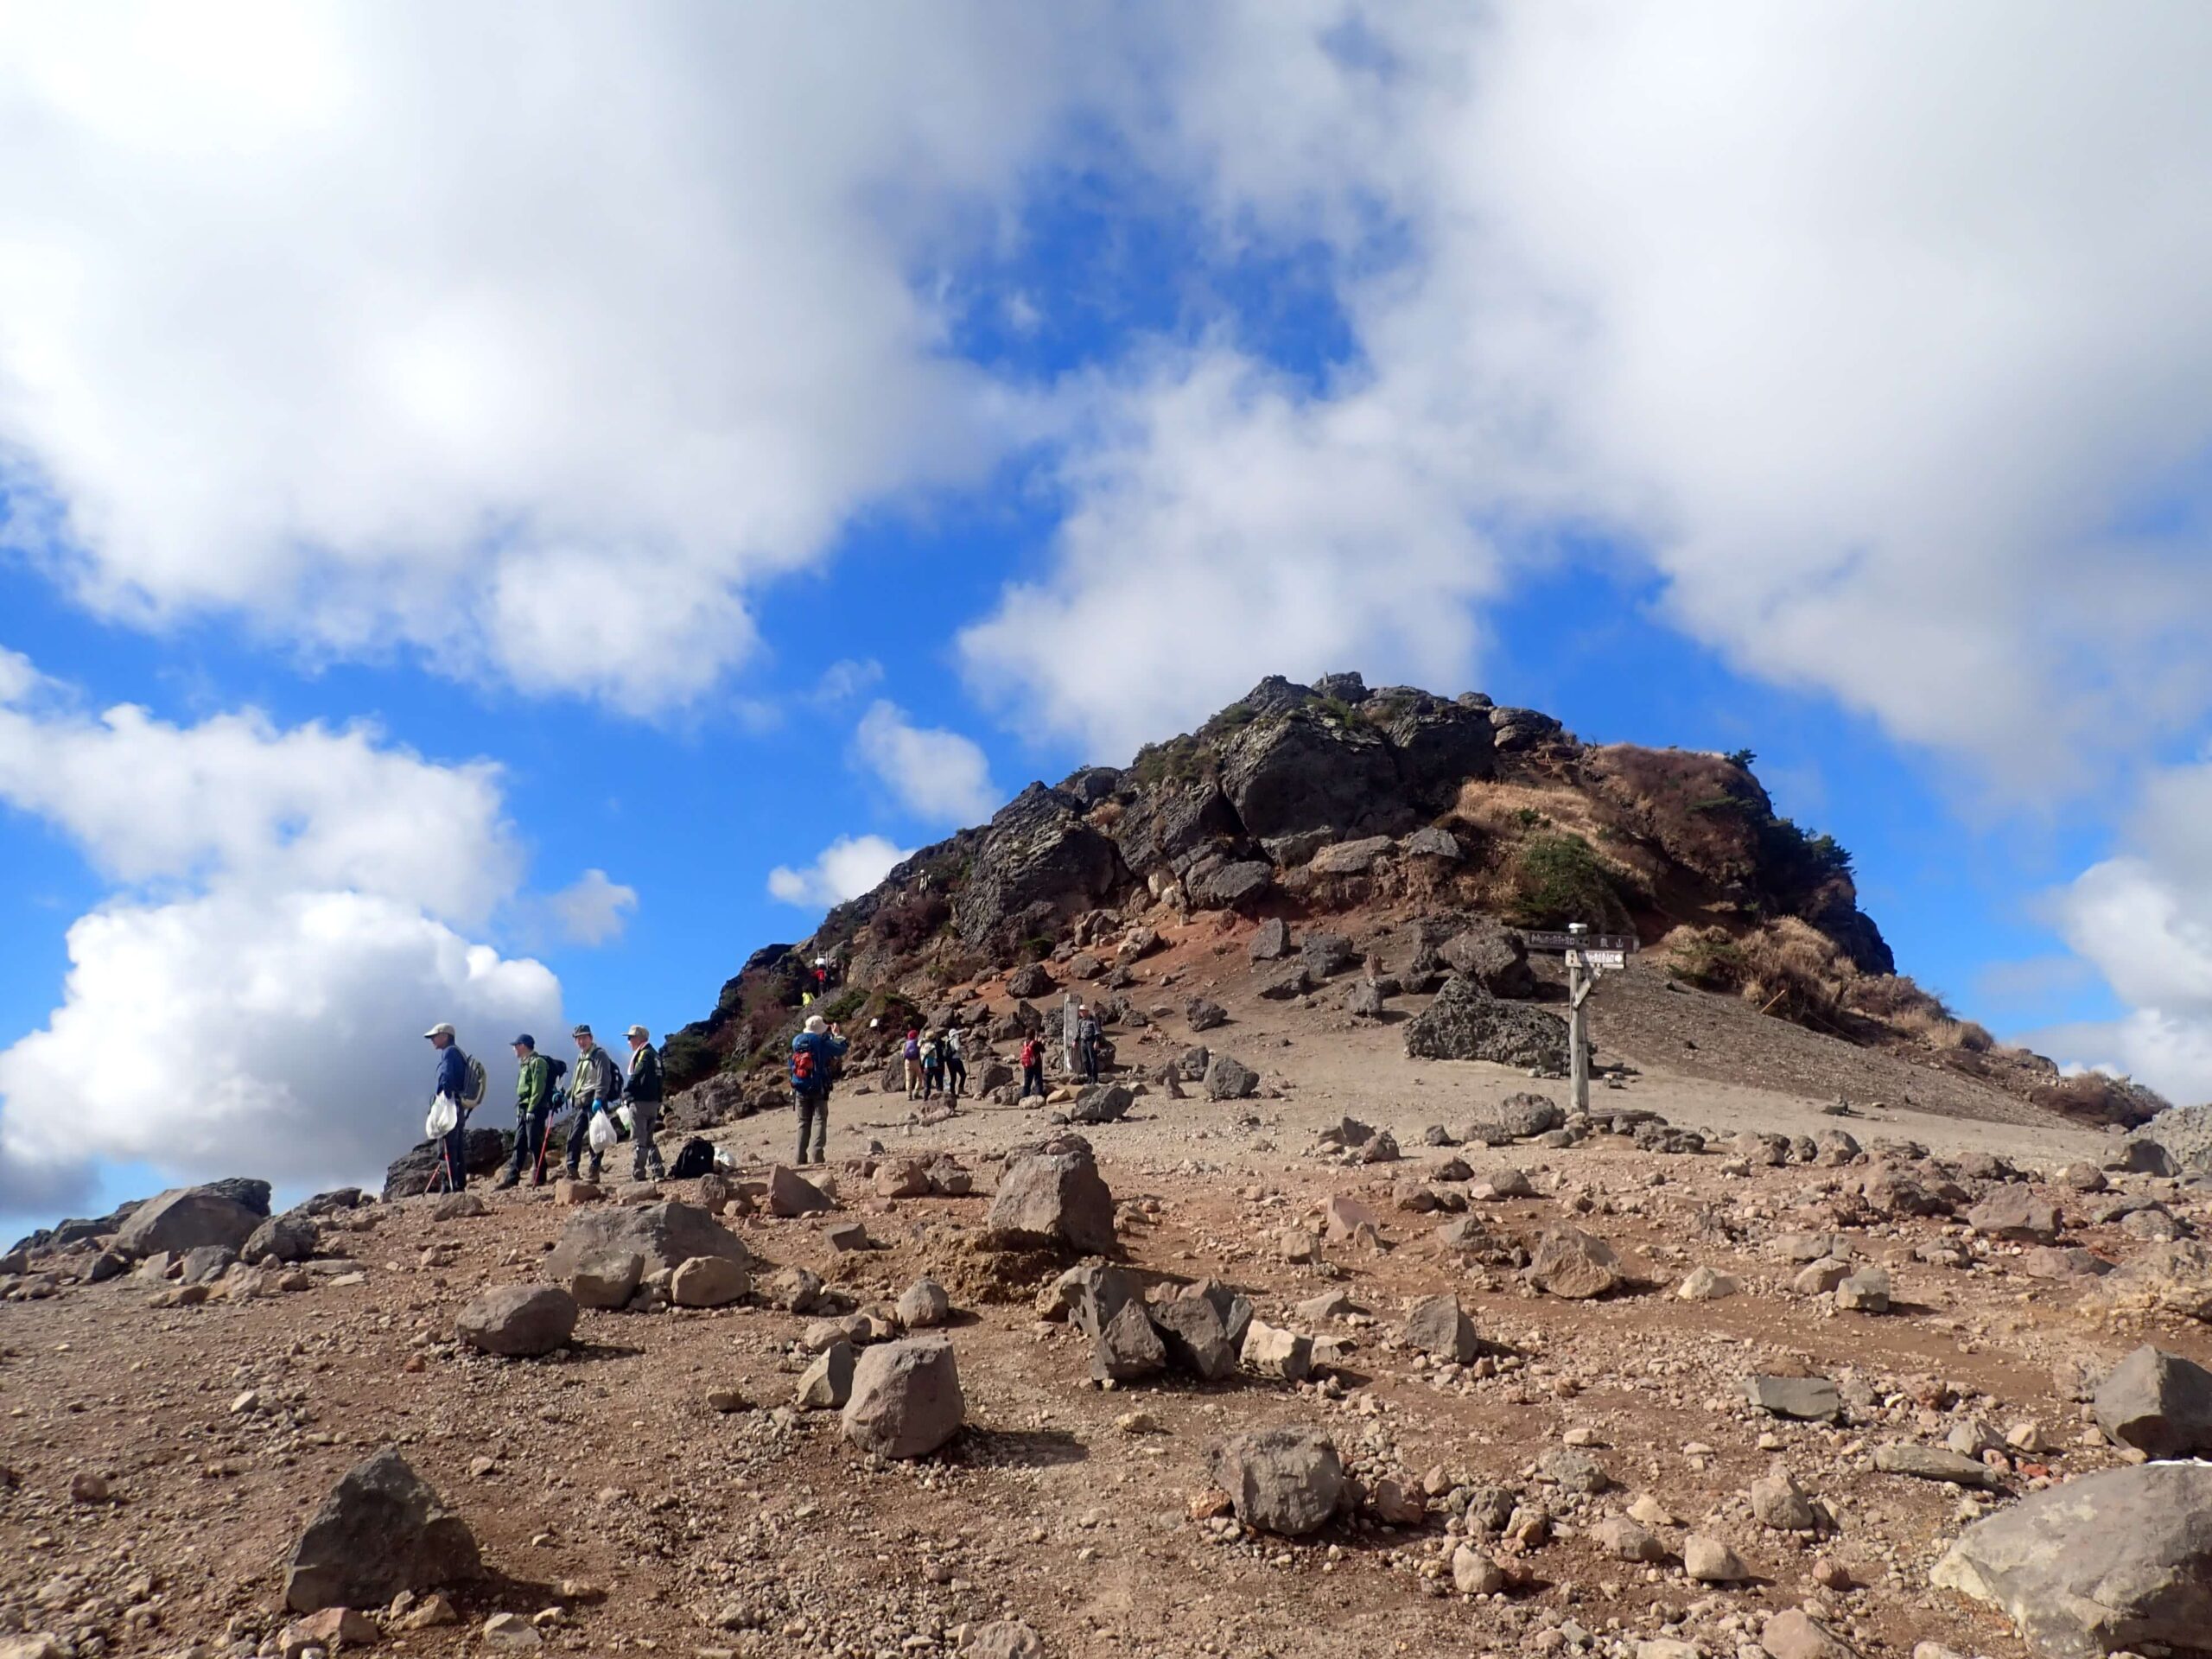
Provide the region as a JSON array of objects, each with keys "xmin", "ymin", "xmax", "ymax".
[
  {"xmin": 0, "ymin": 689, "xmax": 518, "ymax": 925},
  {"xmin": 0, "ymin": 3, "xmax": 1095, "ymax": 713},
  {"xmin": 543, "ymin": 868, "xmax": 637, "ymax": 947},
  {"xmin": 0, "ymin": 652, "xmax": 577, "ymax": 1211},
  {"xmin": 2044, "ymin": 761, "xmax": 2212, "ymax": 1102},
  {"xmin": 768, "ymin": 834, "xmax": 912, "ymax": 909},
  {"xmin": 964, "ymin": 3, "xmax": 2212, "ymax": 778},
  {"xmin": 852, "ymin": 701, "xmax": 999, "ymax": 824}
]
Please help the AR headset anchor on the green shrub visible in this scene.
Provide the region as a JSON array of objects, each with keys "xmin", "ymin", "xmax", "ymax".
[{"xmin": 1507, "ymin": 833, "xmax": 1631, "ymax": 931}]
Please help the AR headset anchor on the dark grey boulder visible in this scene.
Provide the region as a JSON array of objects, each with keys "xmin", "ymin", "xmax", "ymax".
[
  {"xmin": 1205, "ymin": 1055, "xmax": 1260, "ymax": 1100},
  {"xmin": 1404, "ymin": 976, "xmax": 1567, "ymax": 1070},
  {"xmin": 1402, "ymin": 1294, "xmax": 1478, "ymax": 1364},
  {"xmin": 283, "ymin": 1446, "xmax": 480, "ymax": 1611},
  {"xmin": 1248, "ymin": 918, "xmax": 1293, "ymax": 962},
  {"xmin": 1933, "ymin": 1460, "xmax": 2212, "ymax": 1659},
  {"xmin": 1462, "ymin": 1091, "xmax": 1564, "ymax": 1142},
  {"xmin": 1436, "ymin": 923, "xmax": 1535, "ymax": 998},
  {"xmin": 245, "ymin": 1214, "xmax": 320, "ymax": 1264},
  {"xmin": 1300, "ymin": 933, "xmax": 1356, "ymax": 979},
  {"xmin": 1185, "ymin": 996, "xmax": 1228, "ymax": 1032},
  {"xmin": 1091, "ymin": 1299, "xmax": 1166, "ymax": 1382},
  {"xmin": 1151, "ymin": 1294, "xmax": 1236, "ymax": 1380},
  {"xmin": 382, "ymin": 1128, "xmax": 510, "ymax": 1199},
  {"xmin": 1006, "ymin": 962, "xmax": 1056, "ymax": 1000},
  {"xmin": 1744, "ymin": 1375, "xmax": 1842, "ymax": 1421},
  {"xmin": 116, "ymin": 1186, "xmax": 262, "ymax": 1257},
  {"xmin": 1217, "ymin": 694, "xmax": 1411, "ymax": 842},
  {"xmin": 1211, "ymin": 1427, "xmax": 1346, "ymax": 1536},
  {"xmin": 958, "ymin": 784, "xmax": 1128, "ymax": 950},
  {"xmin": 1068, "ymin": 1084, "xmax": 1133, "ymax": 1126},
  {"xmin": 1191, "ymin": 860, "xmax": 1274, "ymax": 909}
]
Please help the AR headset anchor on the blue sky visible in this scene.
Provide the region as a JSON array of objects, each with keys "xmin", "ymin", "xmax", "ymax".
[{"xmin": 3, "ymin": 3, "xmax": 2210, "ymax": 1237}]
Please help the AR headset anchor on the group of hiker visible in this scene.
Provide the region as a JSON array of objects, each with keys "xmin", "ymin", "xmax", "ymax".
[
  {"xmin": 421, "ymin": 991, "xmax": 1107, "ymax": 1187},
  {"xmin": 899, "ymin": 1027, "xmax": 968, "ymax": 1101},
  {"xmin": 421, "ymin": 1020, "xmax": 664, "ymax": 1192}
]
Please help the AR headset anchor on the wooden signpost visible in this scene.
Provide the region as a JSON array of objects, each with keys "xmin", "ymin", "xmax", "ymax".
[{"xmin": 1522, "ymin": 925, "xmax": 1637, "ymax": 1113}]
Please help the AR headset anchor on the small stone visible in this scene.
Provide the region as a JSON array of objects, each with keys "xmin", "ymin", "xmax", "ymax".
[
  {"xmin": 795, "ymin": 1341, "xmax": 856, "ymax": 1410},
  {"xmin": 896, "ymin": 1276, "xmax": 951, "ymax": 1330},
  {"xmin": 480, "ymin": 1611, "xmax": 540, "ymax": 1651},
  {"xmin": 1676, "ymin": 1265, "xmax": 1739, "ymax": 1301},
  {"xmin": 1682, "ymin": 1533, "xmax": 1749, "ymax": 1582},
  {"xmin": 1590, "ymin": 1515, "xmax": 1666, "ymax": 1562},
  {"xmin": 1451, "ymin": 1545, "xmax": 1505, "ymax": 1596}
]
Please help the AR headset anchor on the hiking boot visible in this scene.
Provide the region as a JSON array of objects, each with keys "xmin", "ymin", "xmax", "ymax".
[{"xmin": 493, "ymin": 1172, "xmax": 518, "ymax": 1191}]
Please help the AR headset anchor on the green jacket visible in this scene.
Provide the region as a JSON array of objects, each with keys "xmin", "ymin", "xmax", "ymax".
[{"xmin": 516, "ymin": 1052, "xmax": 552, "ymax": 1115}]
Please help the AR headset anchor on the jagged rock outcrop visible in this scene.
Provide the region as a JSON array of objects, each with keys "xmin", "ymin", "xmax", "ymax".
[
  {"xmin": 957, "ymin": 784, "xmax": 1128, "ymax": 952},
  {"xmin": 1403, "ymin": 976, "xmax": 1568, "ymax": 1070}
]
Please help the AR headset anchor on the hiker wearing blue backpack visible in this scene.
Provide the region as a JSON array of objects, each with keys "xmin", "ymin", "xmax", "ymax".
[
  {"xmin": 423, "ymin": 1021, "xmax": 485, "ymax": 1192},
  {"xmin": 790, "ymin": 1014, "xmax": 849, "ymax": 1166}
]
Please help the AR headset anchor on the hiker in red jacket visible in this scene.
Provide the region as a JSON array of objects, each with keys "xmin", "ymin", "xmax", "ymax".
[{"xmin": 1019, "ymin": 1033, "xmax": 1046, "ymax": 1100}]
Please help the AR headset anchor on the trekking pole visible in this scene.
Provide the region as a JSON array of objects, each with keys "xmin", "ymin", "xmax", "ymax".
[{"xmin": 533, "ymin": 1094, "xmax": 560, "ymax": 1185}]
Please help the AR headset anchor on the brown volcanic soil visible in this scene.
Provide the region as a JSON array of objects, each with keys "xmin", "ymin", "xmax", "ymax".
[{"xmin": 3, "ymin": 917, "xmax": 2206, "ymax": 1659}]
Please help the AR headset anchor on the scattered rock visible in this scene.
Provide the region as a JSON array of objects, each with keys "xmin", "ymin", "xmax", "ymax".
[
  {"xmin": 1676, "ymin": 1266, "xmax": 1740, "ymax": 1301},
  {"xmin": 1248, "ymin": 918, "xmax": 1293, "ymax": 962},
  {"xmin": 1592, "ymin": 1515, "xmax": 1667, "ymax": 1562},
  {"xmin": 1527, "ymin": 1225, "xmax": 1624, "ymax": 1300},
  {"xmin": 1965, "ymin": 1187, "xmax": 2063, "ymax": 1243},
  {"xmin": 283, "ymin": 1446, "xmax": 481, "ymax": 1612},
  {"xmin": 1760, "ymin": 1609, "xmax": 1859, "ymax": 1659},
  {"xmin": 986, "ymin": 1135, "xmax": 1117, "ymax": 1255},
  {"xmin": 795, "ymin": 1341, "xmax": 857, "ymax": 1410},
  {"xmin": 1092, "ymin": 1299, "xmax": 1167, "ymax": 1382},
  {"xmin": 116, "ymin": 1185, "xmax": 262, "ymax": 1257},
  {"xmin": 546, "ymin": 1201, "xmax": 751, "ymax": 1280},
  {"xmin": 766, "ymin": 1166, "xmax": 835, "ymax": 1217},
  {"xmin": 1872, "ymin": 1443, "xmax": 2004, "ymax": 1489},
  {"xmin": 897, "ymin": 1276, "xmax": 951, "ymax": 1330},
  {"xmin": 1185, "ymin": 997, "xmax": 1228, "ymax": 1032},
  {"xmin": 842, "ymin": 1338, "xmax": 964, "ymax": 1459},
  {"xmin": 1204, "ymin": 1055, "xmax": 1260, "ymax": 1100},
  {"xmin": 671, "ymin": 1255, "xmax": 749, "ymax": 1308},
  {"xmin": 455, "ymin": 1285, "xmax": 577, "ymax": 1357},
  {"xmin": 1745, "ymin": 1375, "xmax": 1843, "ymax": 1421},
  {"xmin": 1402, "ymin": 1294, "xmax": 1478, "ymax": 1363},
  {"xmin": 569, "ymin": 1248, "xmax": 645, "ymax": 1310},
  {"xmin": 1239, "ymin": 1320, "xmax": 1313, "ymax": 1382},
  {"xmin": 1150, "ymin": 1295, "xmax": 1236, "ymax": 1381},
  {"xmin": 1211, "ymin": 1427, "xmax": 1344, "ymax": 1536},
  {"xmin": 1751, "ymin": 1464, "xmax": 1819, "ymax": 1531},
  {"xmin": 1682, "ymin": 1534, "xmax": 1749, "ymax": 1582},
  {"xmin": 1404, "ymin": 976, "xmax": 1569, "ymax": 1070}
]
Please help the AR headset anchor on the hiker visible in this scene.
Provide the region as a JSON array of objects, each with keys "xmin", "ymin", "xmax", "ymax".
[
  {"xmin": 943, "ymin": 1026, "xmax": 967, "ymax": 1100},
  {"xmin": 1019, "ymin": 1032, "xmax": 1046, "ymax": 1099},
  {"xmin": 920, "ymin": 1031, "xmax": 944, "ymax": 1100},
  {"xmin": 789, "ymin": 1014, "xmax": 849, "ymax": 1166},
  {"xmin": 622, "ymin": 1024, "xmax": 667, "ymax": 1182},
  {"xmin": 496, "ymin": 1034, "xmax": 553, "ymax": 1189},
  {"xmin": 424, "ymin": 1021, "xmax": 474, "ymax": 1191},
  {"xmin": 563, "ymin": 1023, "xmax": 621, "ymax": 1182},
  {"xmin": 902, "ymin": 1028, "xmax": 923, "ymax": 1099},
  {"xmin": 1077, "ymin": 1005, "xmax": 1103, "ymax": 1084}
]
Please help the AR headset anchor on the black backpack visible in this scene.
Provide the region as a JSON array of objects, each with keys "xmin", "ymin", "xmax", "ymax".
[{"xmin": 669, "ymin": 1137, "xmax": 715, "ymax": 1180}]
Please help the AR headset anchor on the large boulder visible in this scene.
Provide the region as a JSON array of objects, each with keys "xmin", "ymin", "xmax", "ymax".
[
  {"xmin": 986, "ymin": 1135, "xmax": 1116, "ymax": 1255},
  {"xmin": 1068, "ymin": 1084, "xmax": 1133, "ymax": 1126},
  {"xmin": 2093, "ymin": 1344, "xmax": 2212, "ymax": 1459},
  {"xmin": 1248, "ymin": 918, "xmax": 1293, "ymax": 962},
  {"xmin": 1378, "ymin": 692, "xmax": 1496, "ymax": 806},
  {"xmin": 1091, "ymin": 1300, "xmax": 1166, "ymax": 1382},
  {"xmin": 1461, "ymin": 1091, "xmax": 1563, "ymax": 1143},
  {"xmin": 117, "ymin": 1186, "xmax": 263, "ymax": 1257},
  {"xmin": 1150, "ymin": 1295, "xmax": 1236, "ymax": 1381},
  {"xmin": 1932, "ymin": 1460, "xmax": 2212, "ymax": 1659},
  {"xmin": 1216, "ymin": 689, "xmax": 1412, "ymax": 842},
  {"xmin": 1190, "ymin": 860, "xmax": 1274, "ymax": 910},
  {"xmin": 1403, "ymin": 976, "xmax": 1568, "ymax": 1070},
  {"xmin": 1204, "ymin": 1055, "xmax": 1260, "ymax": 1100},
  {"xmin": 1526, "ymin": 1226, "xmax": 1624, "ymax": 1300},
  {"xmin": 283, "ymin": 1446, "xmax": 481, "ymax": 1611},
  {"xmin": 1966, "ymin": 1186, "xmax": 2063, "ymax": 1243},
  {"xmin": 1109, "ymin": 779, "xmax": 1240, "ymax": 877},
  {"xmin": 1211, "ymin": 1427, "xmax": 1345, "ymax": 1536},
  {"xmin": 1435, "ymin": 923, "xmax": 1535, "ymax": 999},
  {"xmin": 766, "ymin": 1166, "xmax": 834, "ymax": 1217},
  {"xmin": 1402, "ymin": 1295, "xmax": 1478, "ymax": 1364},
  {"xmin": 455, "ymin": 1285, "xmax": 577, "ymax": 1357},
  {"xmin": 957, "ymin": 784, "xmax": 1128, "ymax": 950},
  {"xmin": 546, "ymin": 1201, "xmax": 751, "ymax": 1281},
  {"xmin": 2119, "ymin": 1103, "xmax": 2212, "ymax": 1179},
  {"xmin": 842, "ymin": 1338, "xmax": 964, "ymax": 1459},
  {"xmin": 244, "ymin": 1213, "xmax": 319, "ymax": 1264},
  {"xmin": 382, "ymin": 1128, "xmax": 510, "ymax": 1199}
]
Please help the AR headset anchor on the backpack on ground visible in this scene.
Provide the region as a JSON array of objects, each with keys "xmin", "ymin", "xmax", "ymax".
[
  {"xmin": 669, "ymin": 1136, "xmax": 715, "ymax": 1179},
  {"xmin": 461, "ymin": 1053, "xmax": 489, "ymax": 1110}
]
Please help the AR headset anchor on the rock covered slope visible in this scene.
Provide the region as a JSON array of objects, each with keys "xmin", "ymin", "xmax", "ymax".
[{"xmin": 664, "ymin": 671, "xmax": 2157, "ymax": 1128}]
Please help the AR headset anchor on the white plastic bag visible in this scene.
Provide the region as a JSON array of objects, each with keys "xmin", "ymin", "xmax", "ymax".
[
  {"xmin": 614, "ymin": 1104, "xmax": 635, "ymax": 1137},
  {"xmin": 587, "ymin": 1109, "xmax": 617, "ymax": 1154},
  {"xmin": 425, "ymin": 1092, "xmax": 459, "ymax": 1139}
]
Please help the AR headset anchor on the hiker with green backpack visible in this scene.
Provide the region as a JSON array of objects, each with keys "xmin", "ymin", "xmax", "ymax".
[
  {"xmin": 496, "ymin": 1034, "xmax": 566, "ymax": 1189},
  {"xmin": 423, "ymin": 1021, "xmax": 487, "ymax": 1192}
]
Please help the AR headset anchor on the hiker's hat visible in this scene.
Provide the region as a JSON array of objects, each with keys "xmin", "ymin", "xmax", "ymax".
[
  {"xmin": 571, "ymin": 1023, "xmax": 594, "ymax": 1038},
  {"xmin": 804, "ymin": 1014, "xmax": 828, "ymax": 1033},
  {"xmin": 423, "ymin": 1020, "xmax": 455, "ymax": 1039},
  {"xmin": 512, "ymin": 1033, "xmax": 535, "ymax": 1049},
  {"xmin": 626, "ymin": 1023, "xmax": 649, "ymax": 1039}
]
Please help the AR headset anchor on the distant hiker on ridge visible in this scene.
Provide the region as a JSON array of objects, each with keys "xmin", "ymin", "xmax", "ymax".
[
  {"xmin": 622, "ymin": 1023, "xmax": 667, "ymax": 1182},
  {"xmin": 790, "ymin": 1013, "xmax": 848, "ymax": 1166},
  {"xmin": 1077, "ymin": 1004, "xmax": 1103, "ymax": 1085},
  {"xmin": 943, "ymin": 1024, "xmax": 967, "ymax": 1102},
  {"xmin": 1018, "ymin": 1031, "xmax": 1046, "ymax": 1100},
  {"xmin": 920, "ymin": 1029, "xmax": 944, "ymax": 1100},
  {"xmin": 902, "ymin": 1027, "xmax": 923, "ymax": 1099},
  {"xmin": 563, "ymin": 1023, "xmax": 620, "ymax": 1183}
]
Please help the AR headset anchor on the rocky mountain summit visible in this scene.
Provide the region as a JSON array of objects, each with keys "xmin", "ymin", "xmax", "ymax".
[{"xmin": 664, "ymin": 671, "xmax": 2159, "ymax": 1131}]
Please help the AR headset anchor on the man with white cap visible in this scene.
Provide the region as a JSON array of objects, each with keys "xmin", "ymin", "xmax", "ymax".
[
  {"xmin": 621, "ymin": 1023, "xmax": 667, "ymax": 1182},
  {"xmin": 423, "ymin": 1021, "xmax": 472, "ymax": 1192},
  {"xmin": 788, "ymin": 1014, "xmax": 848, "ymax": 1166},
  {"xmin": 563, "ymin": 1024, "xmax": 621, "ymax": 1184}
]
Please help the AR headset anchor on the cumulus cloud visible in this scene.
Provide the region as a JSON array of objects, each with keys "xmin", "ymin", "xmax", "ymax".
[
  {"xmin": 767, "ymin": 835, "xmax": 912, "ymax": 909},
  {"xmin": 965, "ymin": 3, "xmax": 2212, "ymax": 777},
  {"xmin": 0, "ymin": 655, "xmax": 585, "ymax": 1211},
  {"xmin": 543, "ymin": 869, "xmax": 638, "ymax": 947},
  {"xmin": 0, "ymin": 3, "xmax": 1093, "ymax": 713},
  {"xmin": 2043, "ymin": 762, "xmax": 2212, "ymax": 1102},
  {"xmin": 852, "ymin": 701, "xmax": 999, "ymax": 824},
  {"xmin": 0, "ymin": 891, "xmax": 559, "ymax": 1207}
]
